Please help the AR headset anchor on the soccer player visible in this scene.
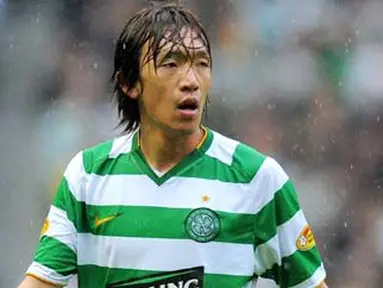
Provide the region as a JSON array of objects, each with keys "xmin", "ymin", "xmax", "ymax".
[{"xmin": 19, "ymin": 3, "xmax": 328, "ymax": 288}]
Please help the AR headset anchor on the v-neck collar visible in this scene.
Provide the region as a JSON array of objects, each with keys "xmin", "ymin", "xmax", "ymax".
[{"xmin": 130, "ymin": 127, "xmax": 213, "ymax": 186}]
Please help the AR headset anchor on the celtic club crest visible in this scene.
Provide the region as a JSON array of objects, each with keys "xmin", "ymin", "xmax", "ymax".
[{"xmin": 185, "ymin": 208, "xmax": 221, "ymax": 243}]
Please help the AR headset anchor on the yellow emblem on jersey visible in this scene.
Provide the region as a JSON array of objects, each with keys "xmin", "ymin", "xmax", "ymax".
[
  {"xmin": 202, "ymin": 194, "xmax": 210, "ymax": 203},
  {"xmin": 95, "ymin": 215, "xmax": 118, "ymax": 228},
  {"xmin": 94, "ymin": 212, "xmax": 123, "ymax": 228},
  {"xmin": 41, "ymin": 218, "xmax": 50, "ymax": 236},
  {"xmin": 296, "ymin": 224, "xmax": 316, "ymax": 251}
]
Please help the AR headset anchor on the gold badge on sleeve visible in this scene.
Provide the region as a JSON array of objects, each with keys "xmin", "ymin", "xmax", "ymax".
[
  {"xmin": 40, "ymin": 218, "xmax": 50, "ymax": 236},
  {"xmin": 296, "ymin": 224, "xmax": 316, "ymax": 251}
]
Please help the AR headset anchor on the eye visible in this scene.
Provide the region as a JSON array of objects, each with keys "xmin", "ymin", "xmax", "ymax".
[
  {"xmin": 162, "ymin": 62, "xmax": 178, "ymax": 68},
  {"xmin": 197, "ymin": 60, "xmax": 210, "ymax": 68}
]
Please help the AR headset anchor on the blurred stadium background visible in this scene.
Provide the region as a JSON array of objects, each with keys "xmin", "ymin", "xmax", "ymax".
[{"xmin": 1, "ymin": 0, "xmax": 383, "ymax": 287}]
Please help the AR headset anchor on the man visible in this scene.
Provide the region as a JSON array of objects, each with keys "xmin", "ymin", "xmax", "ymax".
[{"xmin": 19, "ymin": 3, "xmax": 328, "ymax": 288}]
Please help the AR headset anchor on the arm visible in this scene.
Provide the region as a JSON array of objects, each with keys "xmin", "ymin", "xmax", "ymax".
[
  {"xmin": 18, "ymin": 275, "xmax": 61, "ymax": 288},
  {"xmin": 253, "ymin": 157, "xmax": 327, "ymax": 287},
  {"xmin": 19, "ymin": 152, "xmax": 84, "ymax": 287}
]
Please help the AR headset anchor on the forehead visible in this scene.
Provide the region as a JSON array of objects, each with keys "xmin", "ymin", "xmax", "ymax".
[
  {"xmin": 141, "ymin": 26, "xmax": 209, "ymax": 63},
  {"xmin": 160, "ymin": 27, "xmax": 207, "ymax": 51}
]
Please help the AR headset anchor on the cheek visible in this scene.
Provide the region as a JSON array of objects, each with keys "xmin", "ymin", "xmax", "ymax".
[
  {"xmin": 199, "ymin": 71, "xmax": 211, "ymax": 93},
  {"xmin": 142, "ymin": 81, "xmax": 172, "ymax": 117}
]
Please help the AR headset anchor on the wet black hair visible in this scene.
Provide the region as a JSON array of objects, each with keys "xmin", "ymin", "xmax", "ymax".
[{"xmin": 111, "ymin": 2, "xmax": 211, "ymax": 133}]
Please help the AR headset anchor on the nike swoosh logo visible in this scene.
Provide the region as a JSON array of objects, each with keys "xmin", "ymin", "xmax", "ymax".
[{"xmin": 95, "ymin": 213, "xmax": 123, "ymax": 228}]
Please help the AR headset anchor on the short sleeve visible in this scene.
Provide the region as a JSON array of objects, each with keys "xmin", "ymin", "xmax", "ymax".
[
  {"xmin": 26, "ymin": 152, "xmax": 84, "ymax": 286},
  {"xmin": 253, "ymin": 157, "xmax": 326, "ymax": 288}
]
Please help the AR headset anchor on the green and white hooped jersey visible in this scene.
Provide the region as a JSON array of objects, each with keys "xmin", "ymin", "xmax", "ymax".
[{"xmin": 27, "ymin": 128, "xmax": 326, "ymax": 288}]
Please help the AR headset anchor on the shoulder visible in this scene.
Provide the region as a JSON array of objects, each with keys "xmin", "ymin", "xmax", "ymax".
[
  {"xmin": 207, "ymin": 129, "xmax": 287, "ymax": 182},
  {"xmin": 66, "ymin": 133, "xmax": 135, "ymax": 176}
]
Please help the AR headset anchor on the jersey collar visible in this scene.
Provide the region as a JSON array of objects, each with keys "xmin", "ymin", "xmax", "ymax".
[{"xmin": 130, "ymin": 126, "xmax": 213, "ymax": 185}]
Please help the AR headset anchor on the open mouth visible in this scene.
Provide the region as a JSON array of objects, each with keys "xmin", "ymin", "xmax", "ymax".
[{"xmin": 177, "ymin": 98, "xmax": 199, "ymax": 111}]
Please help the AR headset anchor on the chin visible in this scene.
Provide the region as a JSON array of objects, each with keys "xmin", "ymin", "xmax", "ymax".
[
  {"xmin": 174, "ymin": 127, "xmax": 198, "ymax": 135},
  {"xmin": 169, "ymin": 123, "xmax": 200, "ymax": 135}
]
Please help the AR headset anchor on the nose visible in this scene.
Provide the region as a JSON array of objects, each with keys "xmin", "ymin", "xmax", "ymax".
[{"xmin": 180, "ymin": 67, "xmax": 199, "ymax": 93}]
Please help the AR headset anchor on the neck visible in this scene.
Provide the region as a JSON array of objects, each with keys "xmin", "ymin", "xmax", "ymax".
[{"xmin": 139, "ymin": 125, "xmax": 205, "ymax": 172}]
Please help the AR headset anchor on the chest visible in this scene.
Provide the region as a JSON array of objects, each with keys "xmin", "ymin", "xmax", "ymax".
[
  {"xmin": 77, "ymin": 175, "xmax": 257, "ymax": 274},
  {"xmin": 83, "ymin": 175, "xmax": 257, "ymax": 214}
]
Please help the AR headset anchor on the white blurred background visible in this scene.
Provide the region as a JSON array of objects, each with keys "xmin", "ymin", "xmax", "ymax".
[{"xmin": 1, "ymin": 0, "xmax": 383, "ymax": 287}]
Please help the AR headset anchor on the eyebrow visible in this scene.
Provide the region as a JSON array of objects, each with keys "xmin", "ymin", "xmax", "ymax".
[{"xmin": 159, "ymin": 48, "xmax": 210, "ymax": 62}]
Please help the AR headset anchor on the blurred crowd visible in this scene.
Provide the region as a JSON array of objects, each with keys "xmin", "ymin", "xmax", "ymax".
[{"xmin": 1, "ymin": 0, "xmax": 383, "ymax": 287}]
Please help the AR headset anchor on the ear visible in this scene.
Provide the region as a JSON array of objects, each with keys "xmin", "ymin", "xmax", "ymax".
[
  {"xmin": 115, "ymin": 71, "xmax": 141, "ymax": 99},
  {"xmin": 125, "ymin": 83, "xmax": 141, "ymax": 99}
]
